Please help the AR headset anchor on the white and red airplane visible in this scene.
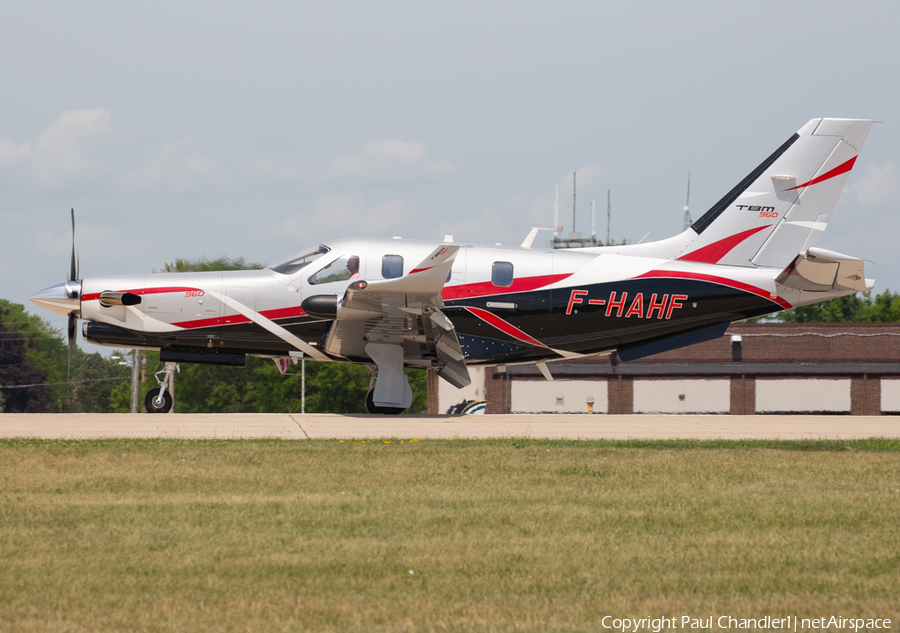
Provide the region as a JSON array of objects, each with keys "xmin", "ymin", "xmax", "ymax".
[{"xmin": 31, "ymin": 118, "xmax": 874, "ymax": 413}]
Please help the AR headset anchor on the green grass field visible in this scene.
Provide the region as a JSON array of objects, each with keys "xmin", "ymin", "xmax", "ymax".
[{"xmin": 1, "ymin": 439, "xmax": 898, "ymax": 632}]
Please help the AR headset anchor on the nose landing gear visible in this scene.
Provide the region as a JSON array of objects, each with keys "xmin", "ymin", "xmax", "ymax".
[{"xmin": 144, "ymin": 361, "xmax": 179, "ymax": 413}]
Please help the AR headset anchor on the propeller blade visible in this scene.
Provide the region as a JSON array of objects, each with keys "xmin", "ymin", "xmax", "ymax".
[
  {"xmin": 69, "ymin": 208, "xmax": 78, "ymax": 281},
  {"xmin": 67, "ymin": 312, "xmax": 76, "ymax": 381}
]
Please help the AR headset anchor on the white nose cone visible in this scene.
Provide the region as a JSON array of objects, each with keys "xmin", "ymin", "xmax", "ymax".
[{"xmin": 29, "ymin": 281, "xmax": 81, "ymax": 317}]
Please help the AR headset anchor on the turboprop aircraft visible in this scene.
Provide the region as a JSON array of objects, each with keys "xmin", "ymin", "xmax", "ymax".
[{"xmin": 31, "ymin": 118, "xmax": 874, "ymax": 413}]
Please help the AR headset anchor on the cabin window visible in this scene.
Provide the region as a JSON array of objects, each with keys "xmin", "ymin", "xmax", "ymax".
[
  {"xmin": 308, "ymin": 255, "xmax": 360, "ymax": 285},
  {"xmin": 382, "ymin": 255, "xmax": 403, "ymax": 279},
  {"xmin": 491, "ymin": 261, "xmax": 514, "ymax": 287},
  {"xmin": 268, "ymin": 244, "xmax": 330, "ymax": 275}
]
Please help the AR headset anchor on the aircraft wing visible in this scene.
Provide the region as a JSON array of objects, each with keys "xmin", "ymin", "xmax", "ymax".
[{"xmin": 316, "ymin": 244, "xmax": 471, "ymax": 388}]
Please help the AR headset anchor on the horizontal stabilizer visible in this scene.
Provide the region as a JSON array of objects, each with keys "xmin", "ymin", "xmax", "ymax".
[{"xmin": 775, "ymin": 247, "xmax": 869, "ymax": 293}]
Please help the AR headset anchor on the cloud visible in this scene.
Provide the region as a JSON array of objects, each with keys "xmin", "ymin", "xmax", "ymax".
[
  {"xmin": 849, "ymin": 161, "xmax": 900, "ymax": 205},
  {"xmin": 124, "ymin": 139, "xmax": 228, "ymax": 193},
  {"xmin": 328, "ymin": 139, "xmax": 455, "ymax": 180},
  {"xmin": 0, "ymin": 108, "xmax": 111, "ymax": 186},
  {"xmin": 434, "ymin": 193, "xmax": 557, "ymax": 246},
  {"xmin": 0, "ymin": 139, "xmax": 31, "ymax": 167},
  {"xmin": 34, "ymin": 223, "xmax": 140, "ymax": 267},
  {"xmin": 251, "ymin": 139, "xmax": 455, "ymax": 183},
  {"xmin": 247, "ymin": 158, "xmax": 312, "ymax": 182},
  {"xmin": 276, "ymin": 194, "xmax": 420, "ymax": 237}
]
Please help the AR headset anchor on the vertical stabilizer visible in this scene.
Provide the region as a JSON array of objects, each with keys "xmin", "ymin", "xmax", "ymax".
[{"xmin": 678, "ymin": 118, "xmax": 872, "ymax": 268}]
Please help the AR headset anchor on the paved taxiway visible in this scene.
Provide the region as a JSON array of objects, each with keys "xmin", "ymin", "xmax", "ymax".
[{"xmin": 1, "ymin": 413, "xmax": 898, "ymax": 440}]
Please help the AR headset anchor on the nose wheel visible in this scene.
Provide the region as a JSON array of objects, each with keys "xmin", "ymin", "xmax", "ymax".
[
  {"xmin": 145, "ymin": 361, "xmax": 179, "ymax": 413},
  {"xmin": 145, "ymin": 388, "xmax": 173, "ymax": 413}
]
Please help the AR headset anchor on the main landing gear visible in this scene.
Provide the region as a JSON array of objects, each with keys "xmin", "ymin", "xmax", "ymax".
[
  {"xmin": 144, "ymin": 361, "xmax": 179, "ymax": 413},
  {"xmin": 364, "ymin": 344, "xmax": 413, "ymax": 415},
  {"xmin": 365, "ymin": 389, "xmax": 405, "ymax": 415}
]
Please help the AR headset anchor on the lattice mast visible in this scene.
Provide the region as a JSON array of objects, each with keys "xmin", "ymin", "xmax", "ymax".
[
  {"xmin": 572, "ymin": 170, "xmax": 576, "ymax": 236},
  {"xmin": 606, "ymin": 189, "xmax": 611, "ymax": 244}
]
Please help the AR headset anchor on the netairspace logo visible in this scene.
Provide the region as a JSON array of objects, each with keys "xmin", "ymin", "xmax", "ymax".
[{"xmin": 599, "ymin": 615, "xmax": 892, "ymax": 632}]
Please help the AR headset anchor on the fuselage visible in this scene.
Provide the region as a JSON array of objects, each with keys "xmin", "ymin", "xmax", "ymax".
[{"xmin": 56, "ymin": 236, "xmax": 790, "ymax": 367}]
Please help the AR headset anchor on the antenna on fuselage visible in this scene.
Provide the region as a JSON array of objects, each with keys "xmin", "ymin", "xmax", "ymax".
[{"xmin": 683, "ymin": 171, "xmax": 692, "ymax": 231}]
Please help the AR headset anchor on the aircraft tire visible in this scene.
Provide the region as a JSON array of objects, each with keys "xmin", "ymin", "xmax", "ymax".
[
  {"xmin": 144, "ymin": 388, "xmax": 173, "ymax": 414},
  {"xmin": 365, "ymin": 389, "xmax": 405, "ymax": 415}
]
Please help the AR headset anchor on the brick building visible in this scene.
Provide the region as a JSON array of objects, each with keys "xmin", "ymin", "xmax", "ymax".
[{"xmin": 427, "ymin": 323, "xmax": 900, "ymax": 415}]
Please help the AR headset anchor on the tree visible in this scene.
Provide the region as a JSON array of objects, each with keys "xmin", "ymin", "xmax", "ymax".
[
  {"xmin": 0, "ymin": 303, "xmax": 51, "ymax": 412},
  {"xmin": 161, "ymin": 256, "xmax": 265, "ymax": 273},
  {"xmin": 69, "ymin": 352, "xmax": 131, "ymax": 413},
  {"xmin": 0, "ymin": 300, "xmax": 133, "ymax": 413},
  {"xmin": 775, "ymin": 290, "xmax": 900, "ymax": 323}
]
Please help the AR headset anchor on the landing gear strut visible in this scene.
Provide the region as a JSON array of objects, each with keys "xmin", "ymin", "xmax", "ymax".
[
  {"xmin": 145, "ymin": 361, "xmax": 179, "ymax": 413},
  {"xmin": 363, "ymin": 344, "xmax": 413, "ymax": 415}
]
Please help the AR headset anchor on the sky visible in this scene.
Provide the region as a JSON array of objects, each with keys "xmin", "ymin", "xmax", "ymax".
[{"xmin": 2, "ymin": 1, "xmax": 899, "ymax": 342}]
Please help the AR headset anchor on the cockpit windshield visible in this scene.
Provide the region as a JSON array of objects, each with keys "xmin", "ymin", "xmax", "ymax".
[{"xmin": 268, "ymin": 244, "xmax": 331, "ymax": 275}]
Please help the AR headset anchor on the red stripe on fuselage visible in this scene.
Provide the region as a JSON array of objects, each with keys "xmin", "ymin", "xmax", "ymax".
[
  {"xmin": 442, "ymin": 273, "xmax": 572, "ymax": 301},
  {"xmin": 636, "ymin": 270, "xmax": 792, "ymax": 309},
  {"xmin": 783, "ymin": 156, "xmax": 857, "ymax": 191},
  {"xmin": 464, "ymin": 307, "xmax": 547, "ymax": 348},
  {"xmin": 677, "ymin": 225, "xmax": 771, "ymax": 264}
]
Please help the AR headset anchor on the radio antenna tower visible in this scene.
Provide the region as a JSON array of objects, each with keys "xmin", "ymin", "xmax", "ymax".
[
  {"xmin": 606, "ymin": 189, "xmax": 611, "ymax": 245},
  {"xmin": 591, "ymin": 199, "xmax": 596, "ymax": 241},
  {"xmin": 683, "ymin": 171, "xmax": 692, "ymax": 230},
  {"xmin": 553, "ymin": 185, "xmax": 559, "ymax": 236},
  {"xmin": 571, "ymin": 170, "xmax": 577, "ymax": 236}
]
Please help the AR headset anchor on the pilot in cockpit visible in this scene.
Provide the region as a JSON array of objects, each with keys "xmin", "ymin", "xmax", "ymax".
[{"xmin": 347, "ymin": 256, "xmax": 360, "ymax": 280}]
